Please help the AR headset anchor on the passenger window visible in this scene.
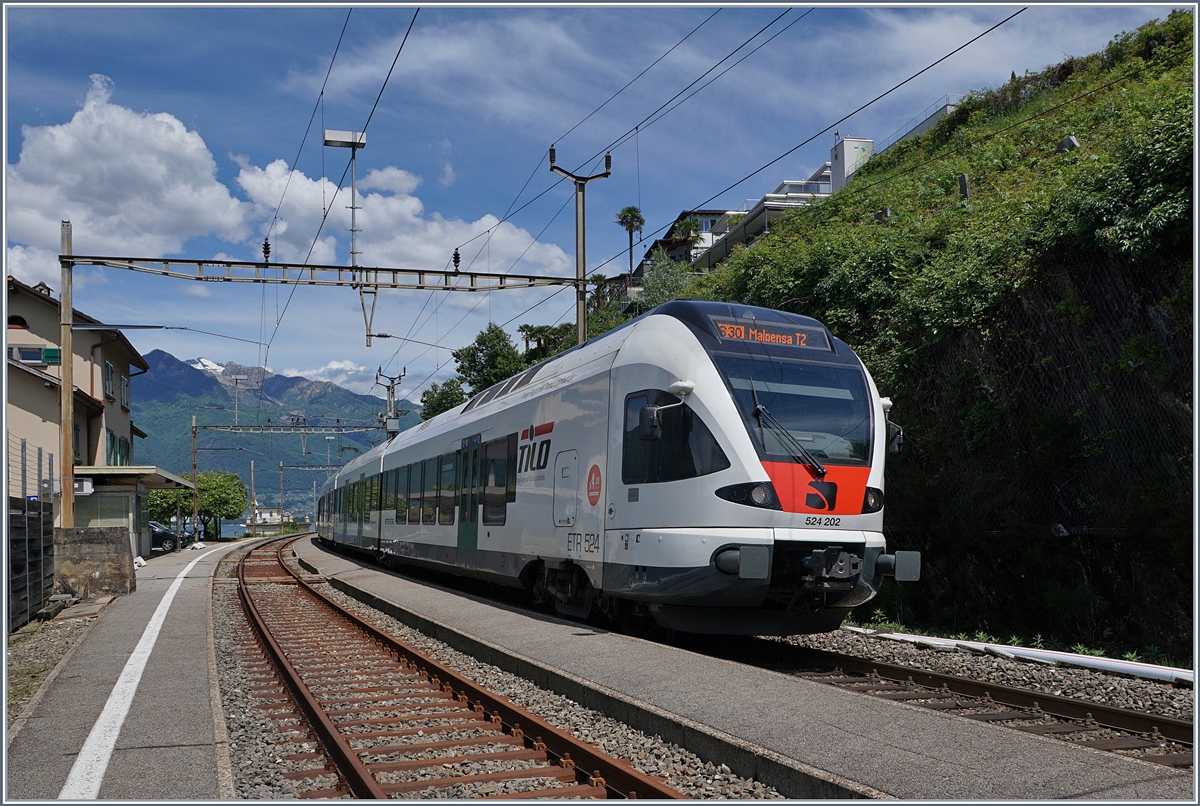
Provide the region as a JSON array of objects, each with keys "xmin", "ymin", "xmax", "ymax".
[
  {"xmin": 622, "ymin": 389, "xmax": 730, "ymax": 484},
  {"xmin": 381, "ymin": 469, "xmax": 396, "ymax": 513},
  {"xmin": 407, "ymin": 463, "xmax": 421, "ymax": 524},
  {"xmin": 483, "ymin": 438, "xmax": 508, "ymax": 525},
  {"xmin": 395, "ymin": 466, "xmax": 408, "ymax": 524},
  {"xmin": 439, "ymin": 453, "xmax": 457, "ymax": 525},
  {"xmin": 422, "ymin": 458, "xmax": 437, "ymax": 524}
]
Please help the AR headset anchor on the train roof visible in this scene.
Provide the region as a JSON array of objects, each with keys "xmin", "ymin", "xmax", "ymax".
[{"xmin": 326, "ymin": 300, "xmax": 854, "ymax": 491}]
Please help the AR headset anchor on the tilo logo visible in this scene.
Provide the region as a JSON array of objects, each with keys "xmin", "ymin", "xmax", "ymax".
[
  {"xmin": 517, "ymin": 422, "xmax": 554, "ymax": 472},
  {"xmin": 805, "ymin": 481, "xmax": 838, "ymax": 511}
]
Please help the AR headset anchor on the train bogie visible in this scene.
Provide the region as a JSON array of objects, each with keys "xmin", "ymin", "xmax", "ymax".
[{"xmin": 318, "ymin": 300, "xmax": 919, "ymax": 636}]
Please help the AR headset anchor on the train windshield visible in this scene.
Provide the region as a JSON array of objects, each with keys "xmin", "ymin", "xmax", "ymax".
[{"xmin": 709, "ymin": 354, "xmax": 872, "ymax": 465}]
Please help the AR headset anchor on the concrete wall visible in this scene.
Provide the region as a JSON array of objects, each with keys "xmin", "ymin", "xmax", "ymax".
[{"xmin": 53, "ymin": 527, "xmax": 136, "ymax": 599}]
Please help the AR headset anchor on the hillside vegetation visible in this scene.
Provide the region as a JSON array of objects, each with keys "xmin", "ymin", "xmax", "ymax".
[{"xmin": 693, "ymin": 12, "xmax": 1193, "ymax": 659}]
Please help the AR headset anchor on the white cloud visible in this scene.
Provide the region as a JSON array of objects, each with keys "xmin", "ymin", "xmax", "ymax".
[
  {"xmin": 360, "ymin": 166, "xmax": 422, "ymax": 195},
  {"xmin": 281, "ymin": 359, "xmax": 377, "ymax": 394},
  {"xmin": 5, "ymin": 74, "xmax": 251, "ymax": 257},
  {"xmin": 184, "ymin": 284, "xmax": 212, "ymax": 298},
  {"xmin": 439, "ymin": 162, "xmax": 456, "ymax": 187}
]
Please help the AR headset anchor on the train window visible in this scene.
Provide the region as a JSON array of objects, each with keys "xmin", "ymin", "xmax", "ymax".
[
  {"xmin": 439, "ymin": 453, "xmax": 457, "ymax": 525},
  {"xmin": 623, "ymin": 389, "xmax": 730, "ymax": 484},
  {"xmin": 510, "ymin": 365, "xmax": 540, "ymax": 393},
  {"xmin": 395, "ymin": 466, "xmax": 408, "ymax": 524},
  {"xmin": 483, "ymin": 438, "xmax": 508, "ymax": 525},
  {"xmin": 408, "ymin": 463, "xmax": 422, "ymax": 524},
  {"xmin": 382, "ymin": 469, "xmax": 396, "ymax": 513},
  {"xmin": 422, "ymin": 458, "xmax": 438, "ymax": 524}
]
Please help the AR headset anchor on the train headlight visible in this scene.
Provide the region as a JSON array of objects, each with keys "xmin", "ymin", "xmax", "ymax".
[
  {"xmin": 862, "ymin": 487, "xmax": 884, "ymax": 513},
  {"xmin": 715, "ymin": 482, "xmax": 781, "ymax": 510}
]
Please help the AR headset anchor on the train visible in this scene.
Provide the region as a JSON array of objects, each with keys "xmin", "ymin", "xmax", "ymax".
[{"xmin": 317, "ymin": 299, "xmax": 919, "ymax": 635}]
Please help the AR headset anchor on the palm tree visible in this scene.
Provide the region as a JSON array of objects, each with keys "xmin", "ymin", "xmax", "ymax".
[{"xmin": 615, "ymin": 206, "xmax": 645, "ymax": 280}]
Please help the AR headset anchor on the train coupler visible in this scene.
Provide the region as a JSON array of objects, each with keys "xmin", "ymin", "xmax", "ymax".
[{"xmin": 799, "ymin": 546, "xmax": 862, "ymax": 592}]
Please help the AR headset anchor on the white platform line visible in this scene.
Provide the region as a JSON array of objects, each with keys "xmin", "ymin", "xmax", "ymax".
[{"xmin": 58, "ymin": 546, "xmax": 230, "ymax": 800}]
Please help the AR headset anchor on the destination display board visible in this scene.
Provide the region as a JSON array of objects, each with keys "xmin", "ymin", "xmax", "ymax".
[{"xmin": 708, "ymin": 316, "xmax": 831, "ymax": 351}]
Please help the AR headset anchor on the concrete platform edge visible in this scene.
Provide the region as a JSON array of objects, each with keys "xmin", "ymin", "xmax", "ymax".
[{"xmin": 307, "ymin": 556, "xmax": 891, "ymax": 800}]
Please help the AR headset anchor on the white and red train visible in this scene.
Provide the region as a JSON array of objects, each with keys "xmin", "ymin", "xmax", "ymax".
[{"xmin": 317, "ymin": 300, "xmax": 919, "ymax": 635}]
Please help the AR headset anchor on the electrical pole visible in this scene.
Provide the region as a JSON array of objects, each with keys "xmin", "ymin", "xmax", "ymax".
[
  {"xmin": 191, "ymin": 416, "xmax": 199, "ymax": 534},
  {"xmin": 250, "ymin": 460, "xmax": 256, "ymax": 539},
  {"xmin": 280, "ymin": 461, "xmax": 285, "ymax": 529},
  {"xmin": 549, "ymin": 147, "xmax": 610, "ymax": 345},
  {"xmin": 59, "ymin": 221, "xmax": 74, "ymax": 527},
  {"xmin": 376, "ymin": 366, "xmax": 406, "ymax": 439}
]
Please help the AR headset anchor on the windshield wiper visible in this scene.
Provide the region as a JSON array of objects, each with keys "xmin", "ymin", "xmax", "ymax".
[{"xmin": 748, "ymin": 376, "xmax": 827, "ymax": 477}]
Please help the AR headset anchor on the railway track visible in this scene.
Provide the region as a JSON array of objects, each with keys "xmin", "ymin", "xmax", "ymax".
[
  {"xmin": 745, "ymin": 642, "xmax": 1193, "ymax": 769},
  {"xmin": 234, "ymin": 536, "xmax": 682, "ymax": 799}
]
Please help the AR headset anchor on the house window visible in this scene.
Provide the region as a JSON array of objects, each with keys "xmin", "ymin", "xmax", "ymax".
[
  {"xmin": 120, "ymin": 375, "xmax": 130, "ymax": 410},
  {"xmin": 104, "ymin": 362, "xmax": 115, "ymax": 399},
  {"xmin": 8, "ymin": 345, "xmax": 60, "ymax": 365},
  {"xmin": 106, "ymin": 430, "xmax": 117, "ymax": 465},
  {"xmin": 73, "ymin": 422, "xmax": 81, "ymax": 463},
  {"xmin": 117, "ymin": 437, "xmax": 131, "ymax": 466},
  {"xmin": 7, "ymin": 315, "xmax": 29, "ymax": 329}
]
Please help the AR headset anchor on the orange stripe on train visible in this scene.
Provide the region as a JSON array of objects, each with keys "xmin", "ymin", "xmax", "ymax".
[{"xmin": 761, "ymin": 461, "xmax": 872, "ymax": 515}]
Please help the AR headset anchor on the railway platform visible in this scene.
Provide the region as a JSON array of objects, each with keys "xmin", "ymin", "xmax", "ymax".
[
  {"xmin": 6, "ymin": 542, "xmax": 238, "ymax": 801},
  {"xmin": 293, "ymin": 536, "xmax": 1195, "ymax": 800}
]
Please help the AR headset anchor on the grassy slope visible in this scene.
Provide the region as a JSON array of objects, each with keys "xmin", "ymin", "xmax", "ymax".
[{"xmin": 693, "ymin": 12, "xmax": 1194, "ymax": 659}]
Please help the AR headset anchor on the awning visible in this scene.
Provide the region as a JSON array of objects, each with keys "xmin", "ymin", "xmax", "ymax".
[{"xmin": 73, "ymin": 466, "xmax": 195, "ymax": 490}]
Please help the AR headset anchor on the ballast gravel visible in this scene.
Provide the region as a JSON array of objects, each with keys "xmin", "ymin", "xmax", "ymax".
[
  {"xmin": 311, "ymin": 582, "xmax": 782, "ymax": 799},
  {"xmin": 783, "ymin": 630, "xmax": 1193, "ymax": 722}
]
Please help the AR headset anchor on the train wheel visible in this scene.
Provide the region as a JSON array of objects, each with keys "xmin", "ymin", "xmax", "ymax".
[{"xmin": 550, "ymin": 565, "xmax": 594, "ymax": 621}]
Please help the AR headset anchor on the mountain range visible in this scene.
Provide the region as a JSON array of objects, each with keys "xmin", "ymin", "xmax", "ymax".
[{"xmin": 131, "ymin": 350, "xmax": 422, "ymax": 519}]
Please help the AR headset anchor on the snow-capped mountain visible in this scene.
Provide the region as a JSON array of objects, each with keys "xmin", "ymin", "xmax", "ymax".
[{"xmin": 186, "ymin": 357, "xmax": 226, "ymax": 375}]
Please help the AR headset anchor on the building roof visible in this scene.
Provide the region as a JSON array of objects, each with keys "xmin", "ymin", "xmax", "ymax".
[
  {"xmin": 6, "ymin": 275, "xmax": 149, "ymax": 371},
  {"xmin": 7, "ymin": 357, "xmax": 105, "ymax": 415},
  {"xmin": 73, "ymin": 466, "xmax": 195, "ymax": 490}
]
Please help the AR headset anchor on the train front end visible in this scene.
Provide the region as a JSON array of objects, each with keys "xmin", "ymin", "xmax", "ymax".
[{"xmin": 606, "ymin": 300, "xmax": 919, "ymax": 635}]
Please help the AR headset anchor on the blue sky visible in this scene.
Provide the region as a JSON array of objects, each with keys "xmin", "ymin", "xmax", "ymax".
[{"xmin": 4, "ymin": 4, "xmax": 1173, "ymax": 399}]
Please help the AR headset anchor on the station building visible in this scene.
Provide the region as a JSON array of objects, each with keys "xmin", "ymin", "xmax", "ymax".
[{"xmin": 6, "ymin": 275, "xmax": 192, "ymax": 561}]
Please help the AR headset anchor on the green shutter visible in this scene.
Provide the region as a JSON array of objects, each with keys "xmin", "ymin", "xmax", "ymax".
[{"xmin": 42, "ymin": 348, "xmax": 62, "ymax": 365}]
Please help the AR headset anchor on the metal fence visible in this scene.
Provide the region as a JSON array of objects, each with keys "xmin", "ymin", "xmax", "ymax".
[{"xmin": 7, "ymin": 435, "xmax": 56, "ymax": 632}]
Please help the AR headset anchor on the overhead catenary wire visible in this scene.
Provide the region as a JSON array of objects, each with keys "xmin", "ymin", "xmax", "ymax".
[
  {"xmin": 450, "ymin": 8, "xmax": 725, "ymax": 277},
  {"xmin": 263, "ymin": 7, "xmax": 421, "ymax": 360},
  {"xmin": 587, "ymin": 6, "xmax": 1029, "ymax": 276},
  {"xmin": 389, "ymin": 10, "xmax": 807, "ymax": 396}
]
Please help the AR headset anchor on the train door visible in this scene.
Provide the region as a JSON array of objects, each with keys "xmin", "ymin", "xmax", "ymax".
[
  {"xmin": 553, "ymin": 450, "xmax": 578, "ymax": 527},
  {"xmin": 457, "ymin": 441, "xmax": 481, "ymax": 561}
]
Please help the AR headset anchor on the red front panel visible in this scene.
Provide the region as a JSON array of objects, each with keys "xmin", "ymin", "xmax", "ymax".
[{"xmin": 762, "ymin": 461, "xmax": 871, "ymax": 515}]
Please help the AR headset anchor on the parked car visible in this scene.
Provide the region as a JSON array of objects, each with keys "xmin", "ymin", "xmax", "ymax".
[{"xmin": 149, "ymin": 521, "xmax": 182, "ymax": 552}]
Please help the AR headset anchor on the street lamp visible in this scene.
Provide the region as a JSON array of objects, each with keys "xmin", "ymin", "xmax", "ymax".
[
  {"xmin": 324, "ymin": 129, "xmax": 377, "ymax": 345},
  {"xmin": 326, "ymin": 436, "xmax": 336, "ymax": 464}
]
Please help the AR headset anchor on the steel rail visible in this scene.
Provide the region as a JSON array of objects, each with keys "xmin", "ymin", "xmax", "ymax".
[
  {"xmin": 271, "ymin": 538, "xmax": 683, "ymax": 799},
  {"xmin": 793, "ymin": 646, "xmax": 1193, "ymax": 746},
  {"xmin": 237, "ymin": 539, "xmax": 388, "ymax": 798}
]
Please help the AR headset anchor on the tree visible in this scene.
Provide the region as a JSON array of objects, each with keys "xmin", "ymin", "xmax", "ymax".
[
  {"xmin": 195, "ymin": 470, "xmax": 248, "ymax": 541},
  {"xmin": 420, "ymin": 378, "xmax": 467, "ymax": 420},
  {"xmin": 615, "ymin": 205, "xmax": 645, "ymax": 278},
  {"xmin": 451, "ymin": 323, "xmax": 525, "ymax": 394},
  {"xmin": 587, "ymin": 273, "xmax": 631, "ymax": 338},
  {"xmin": 517, "ymin": 323, "xmax": 575, "ymax": 364},
  {"xmin": 638, "ymin": 248, "xmax": 694, "ymax": 312},
  {"xmin": 671, "ymin": 218, "xmax": 702, "ymax": 252},
  {"xmin": 147, "ymin": 488, "xmax": 185, "ymax": 525}
]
